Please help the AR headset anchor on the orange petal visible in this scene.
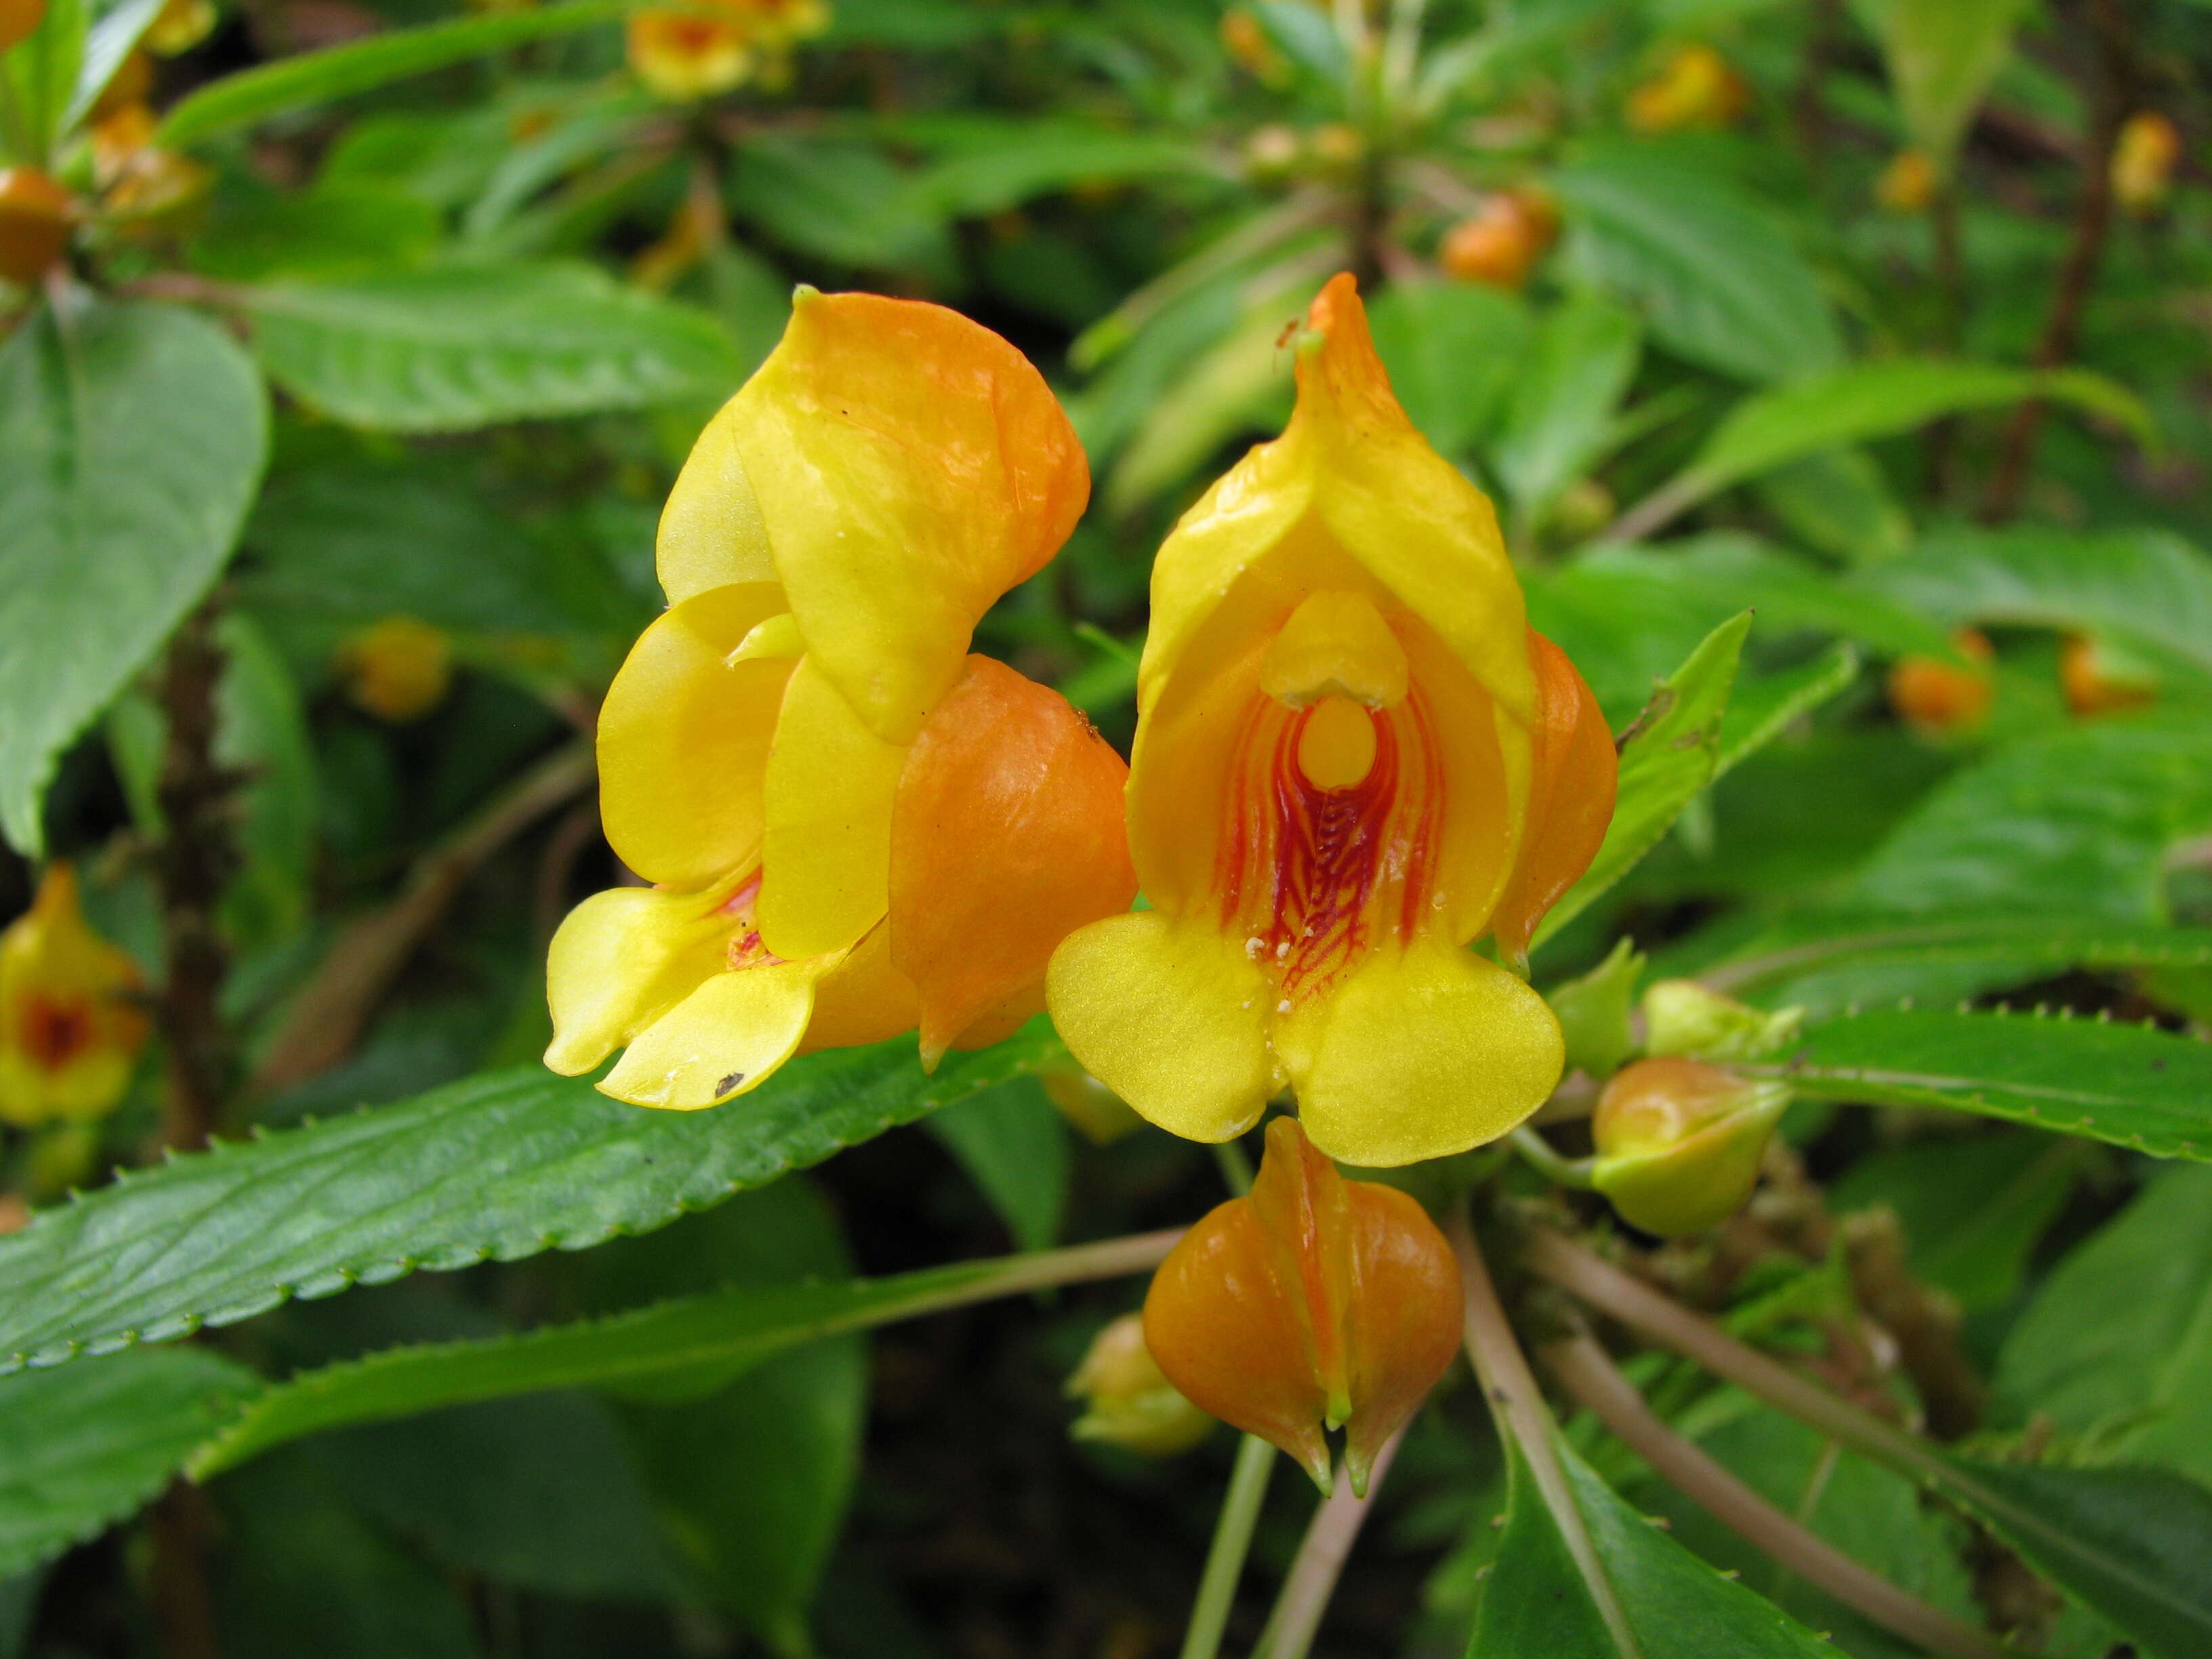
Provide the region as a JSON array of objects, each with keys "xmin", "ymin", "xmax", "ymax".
[
  {"xmin": 799, "ymin": 920, "xmax": 920, "ymax": 1054},
  {"xmin": 1490, "ymin": 629, "xmax": 1616, "ymax": 968},
  {"xmin": 889, "ymin": 656, "xmax": 1135, "ymax": 1069},
  {"xmin": 1340, "ymin": 1180, "xmax": 1462, "ymax": 1492}
]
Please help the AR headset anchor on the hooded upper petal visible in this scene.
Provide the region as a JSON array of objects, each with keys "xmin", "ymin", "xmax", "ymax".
[
  {"xmin": 659, "ymin": 288, "xmax": 1090, "ymax": 745},
  {"xmin": 1490, "ymin": 628, "xmax": 1618, "ymax": 970}
]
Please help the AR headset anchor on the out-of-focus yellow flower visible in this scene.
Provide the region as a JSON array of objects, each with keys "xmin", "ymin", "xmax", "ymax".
[
  {"xmin": 2060, "ymin": 633, "xmax": 2158, "ymax": 717},
  {"xmin": 1047, "ymin": 275, "xmax": 1616, "ymax": 1168},
  {"xmin": 2112, "ymin": 112, "xmax": 2182, "ymax": 218},
  {"xmin": 91, "ymin": 103, "xmax": 213, "ymax": 228},
  {"xmin": 1243, "ymin": 124, "xmax": 1302, "ymax": 185},
  {"xmin": 547, "ymin": 289, "xmax": 1135, "ymax": 1108},
  {"xmin": 1887, "ymin": 627, "xmax": 1994, "ymax": 735},
  {"xmin": 1626, "ymin": 43, "xmax": 1749, "ymax": 134},
  {"xmin": 1067, "ymin": 1313, "xmax": 1216, "ymax": 1455},
  {"xmin": 1309, "ymin": 122, "xmax": 1364, "ymax": 174},
  {"xmin": 1220, "ymin": 8, "xmax": 1287, "ymax": 85},
  {"xmin": 1439, "ymin": 188, "xmax": 1558, "ymax": 289},
  {"xmin": 144, "ymin": 0, "xmax": 215, "ymax": 55},
  {"xmin": 627, "ymin": 0, "xmax": 827, "ymax": 100},
  {"xmin": 1591, "ymin": 1056, "xmax": 1789, "ymax": 1237},
  {"xmin": 1876, "ymin": 148, "xmax": 1936, "ymax": 213},
  {"xmin": 0, "ymin": 169, "xmax": 72, "ymax": 285},
  {"xmin": 0, "ymin": 865, "xmax": 148, "ymax": 1130},
  {"xmin": 337, "ymin": 617, "xmax": 454, "ymax": 724},
  {"xmin": 1144, "ymin": 1118, "xmax": 1460, "ymax": 1493},
  {"xmin": 1, "ymin": 0, "xmax": 47, "ymax": 52}
]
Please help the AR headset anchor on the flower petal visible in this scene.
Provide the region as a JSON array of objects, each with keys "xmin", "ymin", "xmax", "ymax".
[
  {"xmin": 1340, "ymin": 1180, "xmax": 1462, "ymax": 1492},
  {"xmin": 758, "ymin": 654, "xmax": 905, "ymax": 962},
  {"xmin": 600, "ymin": 957, "xmax": 831, "ymax": 1109},
  {"xmin": 1275, "ymin": 943, "xmax": 1561, "ymax": 1166},
  {"xmin": 1490, "ymin": 629, "xmax": 1618, "ymax": 969},
  {"xmin": 1046, "ymin": 911, "xmax": 1275, "ymax": 1143},
  {"xmin": 683, "ymin": 288, "xmax": 1089, "ymax": 744},
  {"xmin": 598, "ymin": 583, "xmax": 792, "ymax": 889},
  {"xmin": 890, "ymin": 657, "xmax": 1136, "ymax": 1069},
  {"xmin": 543, "ymin": 884, "xmax": 735, "ymax": 1076},
  {"xmin": 657, "ymin": 413, "xmax": 777, "ymax": 605},
  {"xmin": 799, "ymin": 920, "xmax": 919, "ymax": 1054}
]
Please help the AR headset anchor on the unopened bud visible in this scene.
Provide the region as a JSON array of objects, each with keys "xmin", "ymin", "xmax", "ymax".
[
  {"xmin": 1626, "ymin": 43, "xmax": 1749, "ymax": 135},
  {"xmin": 338, "ymin": 616, "xmax": 454, "ymax": 723},
  {"xmin": 1591, "ymin": 1057, "xmax": 1789, "ymax": 1237},
  {"xmin": 2060, "ymin": 634, "xmax": 2157, "ymax": 718},
  {"xmin": 1143, "ymin": 1118, "xmax": 1460, "ymax": 1495},
  {"xmin": 1439, "ymin": 188, "xmax": 1557, "ymax": 289},
  {"xmin": 1040, "ymin": 1067, "xmax": 1145, "ymax": 1145},
  {"xmin": 1876, "ymin": 149, "xmax": 1936, "ymax": 214},
  {"xmin": 1641, "ymin": 979, "xmax": 1800, "ymax": 1062},
  {"xmin": 1066, "ymin": 1313, "xmax": 1215, "ymax": 1456},
  {"xmin": 145, "ymin": 0, "xmax": 216, "ymax": 54},
  {"xmin": 1887, "ymin": 628, "xmax": 1994, "ymax": 735},
  {"xmin": 0, "ymin": 169, "xmax": 72, "ymax": 285},
  {"xmin": 2111, "ymin": 112, "xmax": 2180, "ymax": 218},
  {"xmin": 1547, "ymin": 938, "xmax": 1643, "ymax": 1080}
]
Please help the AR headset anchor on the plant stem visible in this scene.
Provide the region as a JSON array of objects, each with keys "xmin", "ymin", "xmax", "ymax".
[
  {"xmin": 1448, "ymin": 1209, "xmax": 1644, "ymax": 1659},
  {"xmin": 153, "ymin": 602, "xmax": 241, "ymax": 1150},
  {"xmin": 1520, "ymin": 1227, "xmax": 1944, "ymax": 1487},
  {"xmin": 1540, "ymin": 1328, "xmax": 2009, "ymax": 1659},
  {"xmin": 1251, "ymin": 1425, "xmax": 1406, "ymax": 1659},
  {"xmin": 1180, "ymin": 1433, "xmax": 1277, "ymax": 1659},
  {"xmin": 1510, "ymin": 1126, "xmax": 1596, "ymax": 1189},
  {"xmin": 1984, "ymin": 0, "xmax": 2132, "ymax": 523},
  {"xmin": 1213, "ymin": 1136, "xmax": 1256, "ymax": 1197}
]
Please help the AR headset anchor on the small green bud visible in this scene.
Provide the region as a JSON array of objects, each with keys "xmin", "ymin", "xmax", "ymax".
[
  {"xmin": 1591, "ymin": 1057, "xmax": 1790, "ymax": 1237},
  {"xmin": 1641, "ymin": 979, "xmax": 1802, "ymax": 1062},
  {"xmin": 1040, "ymin": 1067, "xmax": 1146, "ymax": 1146},
  {"xmin": 1066, "ymin": 1313, "xmax": 1216, "ymax": 1456},
  {"xmin": 1547, "ymin": 938, "xmax": 1645, "ymax": 1078}
]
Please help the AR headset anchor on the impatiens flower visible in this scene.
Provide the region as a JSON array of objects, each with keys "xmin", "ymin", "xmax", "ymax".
[
  {"xmin": 2112, "ymin": 112, "xmax": 2181, "ymax": 218},
  {"xmin": 627, "ymin": 0, "xmax": 826, "ymax": 100},
  {"xmin": 337, "ymin": 616, "xmax": 453, "ymax": 724},
  {"xmin": 547, "ymin": 289, "xmax": 1134, "ymax": 1107},
  {"xmin": 0, "ymin": 865, "xmax": 149, "ymax": 1129},
  {"xmin": 1626, "ymin": 42, "xmax": 1749, "ymax": 134},
  {"xmin": 1046, "ymin": 274, "xmax": 1615, "ymax": 1168},
  {"xmin": 1591, "ymin": 1057, "xmax": 1790, "ymax": 1237},
  {"xmin": 1876, "ymin": 148, "xmax": 1937, "ymax": 214},
  {"xmin": 1143, "ymin": 1118, "xmax": 1461, "ymax": 1494},
  {"xmin": 1887, "ymin": 628, "xmax": 1993, "ymax": 735},
  {"xmin": 1439, "ymin": 188, "xmax": 1558, "ymax": 289}
]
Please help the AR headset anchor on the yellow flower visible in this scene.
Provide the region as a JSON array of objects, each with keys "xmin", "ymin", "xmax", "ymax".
[
  {"xmin": 337, "ymin": 616, "xmax": 453, "ymax": 723},
  {"xmin": 2111, "ymin": 111, "xmax": 2181, "ymax": 218},
  {"xmin": 1876, "ymin": 148, "xmax": 1936, "ymax": 214},
  {"xmin": 627, "ymin": 0, "xmax": 827, "ymax": 100},
  {"xmin": 0, "ymin": 865, "xmax": 149, "ymax": 1129},
  {"xmin": 1046, "ymin": 275, "xmax": 1616, "ymax": 1168},
  {"xmin": 90, "ymin": 103, "xmax": 213, "ymax": 228},
  {"xmin": 144, "ymin": 0, "xmax": 216, "ymax": 55},
  {"xmin": 1626, "ymin": 43, "xmax": 1750, "ymax": 135},
  {"xmin": 547, "ymin": 289, "xmax": 1134, "ymax": 1108}
]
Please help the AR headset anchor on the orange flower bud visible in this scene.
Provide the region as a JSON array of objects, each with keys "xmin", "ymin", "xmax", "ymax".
[
  {"xmin": 1591, "ymin": 1057, "xmax": 1789, "ymax": 1237},
  {"xmin": 2060, "ymin": 634, "xmax": 2157, "ymax": 718},
  {"xmin": 1887, "ymin": 628, "xmax": 1993, "ymax": 735},
  {"xmin": 1067, "ymin": 1313, "xmax": 1216, "ymax": 1456},
  {"xmin": 1439, "ymin": 189, "xmax": 1559, "ymax": 289},
  {"xmin": 0, "ymin": 168, "xmax": 72, "ymax": 285},
  {"xmin": 1143, "ymin": 1119, "xmax": 1462, "ymax": 1494},
  {"xmin": 0, "ymin": 0, "xmax": 46, "ymax": 52},
  {"xmin": 1876, "ymin": 148, "xmax": 1936, "ymax": 213},
  {"xmin": 145, "ymin": 0, "xmax": 216, "ymax": 54},
  {"xmin": 0, "ymin": 865, "xmax": 149, "ymax": 1130},
  {"xmin": 1626, "ymin": 43, "xmax": 1749, "ymax": 134},
  {"xmin": 2111, "ymin": 112, "xmax": 2181, "ymax": 218},
  {"xmin": 337, "ymin": 616, "xmax": 454, "ymax": 723}
]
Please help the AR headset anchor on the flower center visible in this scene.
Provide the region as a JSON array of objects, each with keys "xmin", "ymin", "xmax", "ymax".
[{"xmin": 21, "ymin": 996, "xmax": 94, "ymax": 1072}]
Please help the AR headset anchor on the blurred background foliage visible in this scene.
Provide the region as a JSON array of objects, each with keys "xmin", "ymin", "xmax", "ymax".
[{"xmin": 5, "ymin": 0, "xmax": 2212, "ymax": 1654}]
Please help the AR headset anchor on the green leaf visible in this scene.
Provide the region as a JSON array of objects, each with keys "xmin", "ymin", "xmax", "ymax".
[
  {"xmin": 928, "ymin": 1078, "xmax": 1071, "ymax": 1252},
  {"xmin": 190, "ymin": 180, "xmax": 443, "ymax": 283},
  {"xmin": 1534, "ymin": 612, "xmax": 1750, "ymax": 950},
  {"xmin": 1490, "ymin": 291, "xmax": 1641, "ymax": 527},
  {"xmin": 915, "ymin": 126, "xmax": 1211, "ymax": 217},
  {"xmin": 1866, "ymin": 0, "xmax": 2032, "ymax": 171},
  {"xmin": 1472, "ymin": 1437, "xmax": 1834, "ymax": 1656},
  {"xmin": 1551, "ymin": 147, "xmax": 1842, "ymax": 385},
  {"xmin": 215, "ymin": 612, "xmax": 319, "ymax": 953},
  {"xmin": 243, "ymin": 263, "xmax": 743, "ymax": 432},
  {"xmin": 1753, "ymin": 448, "xmax": 1911, "ymax": 566},
  {"xmin": 0, "ymin": 1349, "xmax": 259, "ymax": 1576},
  {"xmin": 1741, "ymin": 1006, "xmax": 2212, "ymax": 1159},
  {"xmin": 0, "ymin": 1027, "xmax": 1063, "ymax": 1376},
  {"xmin": 1996, "ymin": 1164, "xmax": 2212, "ymax": 1486},
  {"xmin": 1937, "ymin": 1458, "xmax": 2212, "ymax": 1659},
  {"xmin": 5, "ymin": 0, "xmax": 84, "ymax": 158},
  {"xmin": 726, "ymin": 138, "xmax": 953, "ymax": 273},
  {"xmin": 1698, "ymin": 914, "xmax": 2212, "ymax": 999},
  {"xmin": 1715, "ymin": 642, "xmax": 1860, "ymax": 779},
  {"xmin": 1830, "ymin": 1132, "xmax": 2085, "ymax": 1309},
  {"xmin": 155, "ymin": 0, "xmax": 634, "ymax": 147},
  {"xmin": 1104, "ymin": 293, "xmax": 1299, "ymax": 514},
  {"xmin": 65, "ymin": 0, "xmax": 162, "ymax": 131},
  {"xmin": 0, "ymin": 297, "xmax": 268, "ymax": 856},
  {"xmin": 189, "ymin": 1234, "xmax": 1123, "ymax": 1476},
  {"xmin": 1364, "ymin": 281, "xmax": 1535, "ymax": 460},
  {"xmin": 1617, "ymin": 360, "xmax": 2150, "ymax": 539}
]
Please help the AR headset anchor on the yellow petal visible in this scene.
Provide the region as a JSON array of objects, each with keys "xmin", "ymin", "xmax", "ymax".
[
  {"xmin": 1275, "ymin": 944, "xmax": 1561, "ymax": 1166},
  {"xmin": 680, "ymin": 288, "xmax": 1090, "ymax": 744},
  {"xmin": 0, "ymin": 863, "xmax": 148, "ymax": 1128},
  {"xmin": 798, "ymin": 920, "xmax": 919, "ymax": 1054},
  {"xmin": 758, "ymin": 654, "xmax": 905, "ymax": 962},
  {"xmin": 598, "ymin": 583, "xmax": 792, "ymax": 889},
  {"xmin": 1046, "ymin": 912, "xmax": 1275, "ymax": 1143},
  {"xmin": 543, "ymin": 885, "xmax": 737, "ymax": 1076},
  {"xmin": 600, "ymin": 957, "xmax": 832, "ymax": 1109}
]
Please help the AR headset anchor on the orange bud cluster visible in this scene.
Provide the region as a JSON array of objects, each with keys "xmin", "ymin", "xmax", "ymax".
[
  {"xmin": 0, "ymin": 169, "xmax": 72, "ymax": 285},
  {"xmin": 1439, "ymin": 188, "xmax": 1558, "ymax": 289},
  {"xmin": 1887, "ymin": 628, "xmax": 1994, "ymax": 735},
  {"xmin": 1143, "ymin": 1119, "xmax": 1461, "ymax": 1494}
]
